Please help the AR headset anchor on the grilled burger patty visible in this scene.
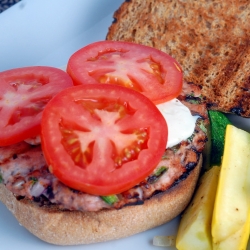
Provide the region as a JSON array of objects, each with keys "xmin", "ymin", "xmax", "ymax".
[{"xmin": 0, "ymin": 81, "xmax": 208, "ymax": 212}]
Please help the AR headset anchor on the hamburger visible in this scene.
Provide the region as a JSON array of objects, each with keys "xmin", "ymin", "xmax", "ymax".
[{"xmin": 0, "ymin": 40, "xmax": 209, "ymax": 245}]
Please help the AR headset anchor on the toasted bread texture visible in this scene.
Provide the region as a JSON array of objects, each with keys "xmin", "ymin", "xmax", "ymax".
[
  {"xmin": 0, "ymin": 156, "xmax": 202, "ymax": 245},
  {"xmin": 107, "ymin": 0, "xmax": 250, "ymax": 117}
]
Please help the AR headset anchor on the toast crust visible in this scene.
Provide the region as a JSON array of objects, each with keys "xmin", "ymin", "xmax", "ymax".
[
  {"xmin": 107, "ymin": 0, "xmax": 250, "ymax": 117},
  {"xmin": 0, "ymin": 156, "xmax": 202, "ymax": 245}
]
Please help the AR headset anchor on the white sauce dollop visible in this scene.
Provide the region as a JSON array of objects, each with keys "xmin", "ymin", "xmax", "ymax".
[
  {"xmin": 156, "ymin": 99, "xmax": 198, "ymax": 148},
  {"xmin": 58, "ymin": 65, "xmax": 198, "ymax": 149}
]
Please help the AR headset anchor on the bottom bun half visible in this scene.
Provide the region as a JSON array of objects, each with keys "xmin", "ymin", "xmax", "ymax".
[{"xmin": 0, "ymin": 156, "xmax": 202, "ymax": 246}]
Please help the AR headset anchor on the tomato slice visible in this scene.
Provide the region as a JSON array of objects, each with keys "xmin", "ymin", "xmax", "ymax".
[
  {"xmin": 67, "ymin": 41, "xmax": 183, "ymax": 104},
  {"xmin": 41, "ymin": 84, "xmax": 168, "ymax": 195},
  {"xmin": 0, "ymin": 66, "xmax": 73, "ymax": 146}
]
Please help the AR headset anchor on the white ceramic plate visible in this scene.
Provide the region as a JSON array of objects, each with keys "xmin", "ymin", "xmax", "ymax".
[{"xmin": 0, "ymin": 1, "xmax": 249, "ymax": 250}]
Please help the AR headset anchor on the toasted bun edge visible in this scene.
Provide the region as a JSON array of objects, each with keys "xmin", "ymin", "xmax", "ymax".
[{"xmin": 0, "ymin": 155, "xmax": 202, "ymax": 245}]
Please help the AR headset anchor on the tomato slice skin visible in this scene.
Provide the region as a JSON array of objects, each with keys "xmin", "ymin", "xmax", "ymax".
[
  {"xmin": 41, "ymin": 84, "xmax": 168, "ymax": 195},
  {"xmin": 67, "ymin": 41, "xmax": 183, "ymax": 104},
  {"xmin": 0, "ymin": 66, "xmax": 73, "ymax": 146}
]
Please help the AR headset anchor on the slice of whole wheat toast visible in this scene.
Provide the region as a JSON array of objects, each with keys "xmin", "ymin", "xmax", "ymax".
[{"xmin": 106, "ymin": 0, "xmax": 250, "ymax": 117}]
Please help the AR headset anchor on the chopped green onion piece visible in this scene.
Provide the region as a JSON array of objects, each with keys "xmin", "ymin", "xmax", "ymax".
[
  {"xmin": 199, "ymin": 120, "xmax": 207, "ymax": 133},
  {"xmin": 30, "ymin": 177, "xmax": 38, "ymax": 185},
  {"xmin": 101, "ymin": 195, "xmax": 119, "ymax": 205},
  {"xmin": 0, "ymin": 173, "xmax": 3, "ymax": 183},
  {"xmin": 189, "ymin": 99, "xmax": 200, "ymax": 104},
  {"xmin": 155, "ymin": 166, "xmax": 167, "ymax": 177},
  {"xmin": 187, "ymin": 132, "xmax": 195, "ymax": 142}
]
